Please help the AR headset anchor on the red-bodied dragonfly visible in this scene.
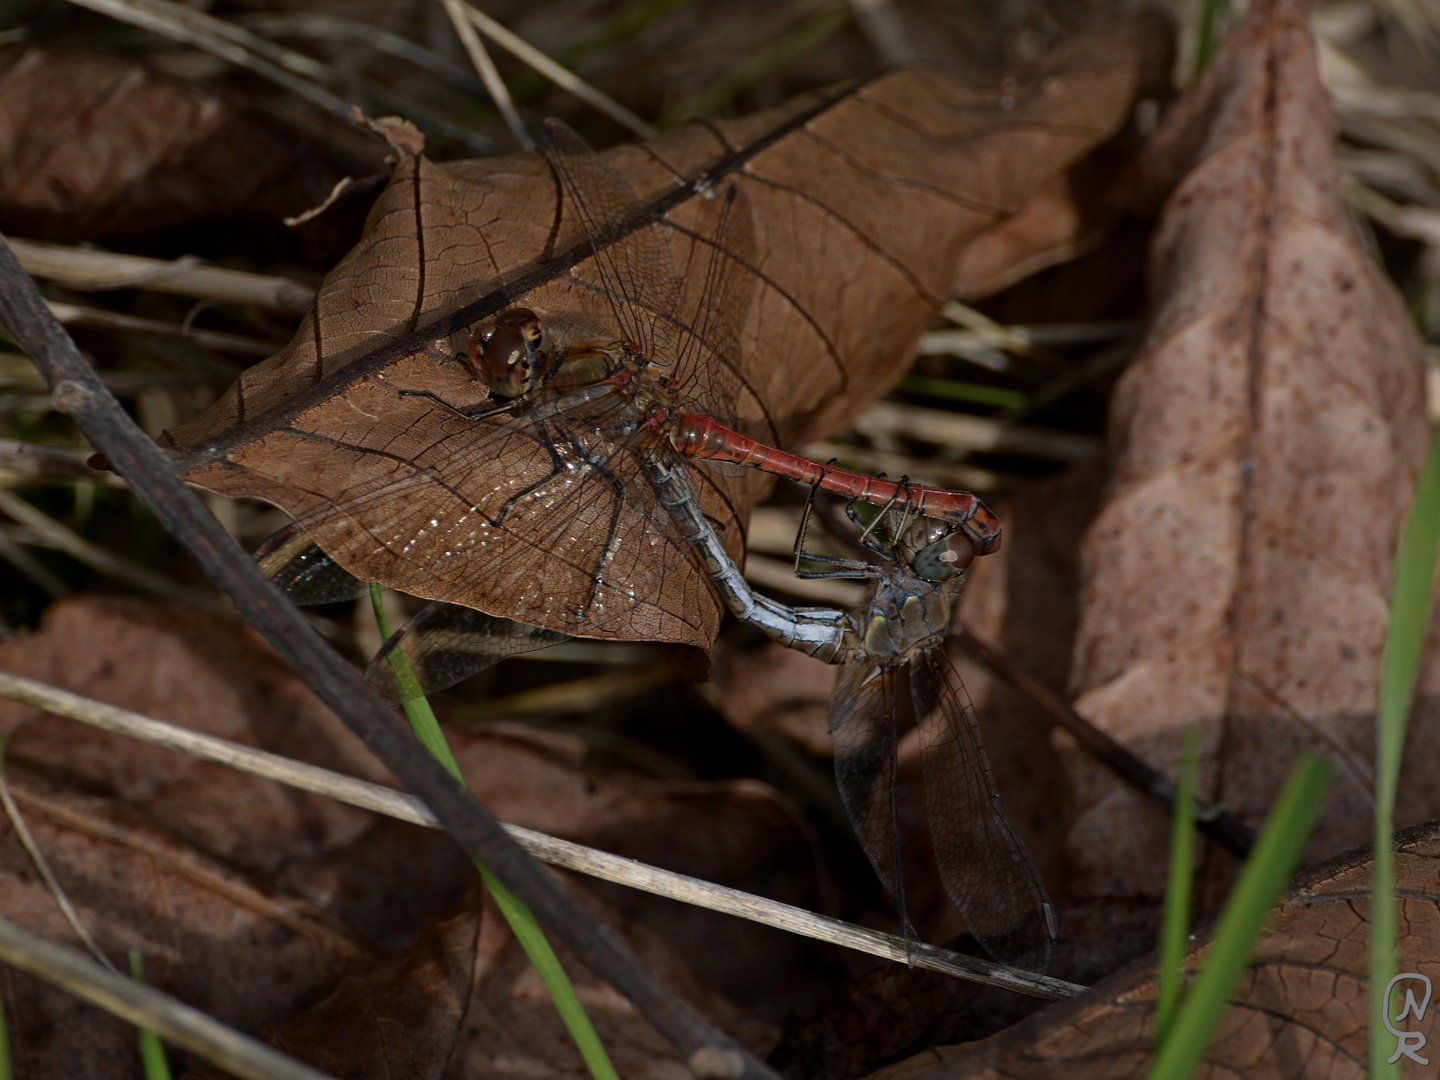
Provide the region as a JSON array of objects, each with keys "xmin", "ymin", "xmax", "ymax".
[
  {"xmin": 649, "ymin": 462, "xmax": 1053, "ymax": 972},
  {"xmin": 312, "ymin": 118, "xmax": 1004, "ymax": 644},
  {"xmin": 790, "ymin": 486, "xmax": 1054, "ymax": 973}
]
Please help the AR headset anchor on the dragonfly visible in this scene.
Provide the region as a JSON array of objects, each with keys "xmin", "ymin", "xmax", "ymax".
[
  {"xmin": 791, "ymin": 486, "xmax": 1054, "ymax": 972},
  {"xmin": 253, "ymin": 123, "xmax": 1050, "ymax": 967}
]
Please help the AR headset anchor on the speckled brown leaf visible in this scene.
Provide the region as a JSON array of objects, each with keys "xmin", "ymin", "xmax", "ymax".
[
  {"xmin": 0, "ymin": 45, "xmax": 358, "ymax": 248},
  {"xmin": 888, "ymin": 819, "xmax": 1440, "ymax": 1080},
  {"xmin": 1058, "ymin": 0, "xmax": 1437, "ymax": 902},
  {"xmin": 160, "ymin": 19, "xmax": 1169, "ymax": 656},
  {"xmin": 245, "ymin": 876, "xmax": 775, "ymax": 1080},
  {"xmin": 0, "ymin": 595, "xmax": 391, "ymax": 870},
  {"xmin": 0, "ymin": 765, "xmax": 370, "ymax": 1079}
]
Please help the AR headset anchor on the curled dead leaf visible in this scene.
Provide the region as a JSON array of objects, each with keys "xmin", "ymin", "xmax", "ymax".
[
  {"xmin": 0, "ymin": 45, "xmax": 360, "ymax": 252},
  {"xmin": 159, "ymin": 20, "xmax": 1170, "ymax": 657},
  {"xmin": 1058, "ymin": 0, "xmax": 1436, "ymax": 903}
]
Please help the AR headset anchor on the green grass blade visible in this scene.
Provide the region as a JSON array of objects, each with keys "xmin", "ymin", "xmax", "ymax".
[
  {"xmin": 1155, "ymin": 723, "xmax": 1201, "ymax": 1048},
  {"xmin": 128, "ymin": 950, "xmax": 173, "ymax": 1080},
  {"xmin": 894, "ymin": 375, "xmax": 1028, "ymax": 410},
  {"xmin": 368, "ymin": 586, "xmax": 619, "ymax": 1080},
  {"xmin": 1147, "ymin": 753, "xmax": 1331, "ymax": 1080},
  {"xmin": 1191, "ymin": 0, "xmax": 1226, "ymax": 78},
  {"xmin": 1369, "ymin": 430, "xmax": 1440, "ymax": 1080},
  {"xmin": 0, "ymin": 976, "xmax": 10, "ymax": 1080}
]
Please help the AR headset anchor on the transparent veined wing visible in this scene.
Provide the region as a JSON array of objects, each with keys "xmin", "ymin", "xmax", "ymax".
[
  {"xmin": 366, "ymin": 602, "xmax": 570, "ymax": 706},
  {"xmin": 829, "ymin": 658, "xmax": 911, "ymax": 939},
  {"xmin": 911, "ymin": 645, "xmax": 1056, "ymax": 973}
]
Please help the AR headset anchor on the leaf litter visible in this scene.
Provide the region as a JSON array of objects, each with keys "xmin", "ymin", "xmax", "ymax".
[{"xmin": 0, "ymin": 597, "xmax": 834, "ymax": 1072}]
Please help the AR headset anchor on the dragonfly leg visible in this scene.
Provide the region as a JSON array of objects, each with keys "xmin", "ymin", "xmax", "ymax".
[
  {"xmin": 793, "ymin": 464, "xmax": 876, "ymax": 581},
  {"xmin": 395, "ymin": 387, "xmax": 502, "ymax": 421}
]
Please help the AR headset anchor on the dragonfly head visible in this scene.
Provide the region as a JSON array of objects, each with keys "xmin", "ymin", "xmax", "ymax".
[
  {"xmin": 469, "ymin": 308, "xmax": 543, "ymax": 398},
  {"xmin": 905, "ymin": 522, "xmax": 974, "ymax": 582}
]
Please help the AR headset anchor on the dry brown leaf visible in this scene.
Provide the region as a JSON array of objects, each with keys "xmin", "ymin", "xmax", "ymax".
[
  {"xmin": 0, "ymin": 595, "xmax": 391, "ymax": 870},
  {"xmin": 1059, "ymin": 0, "xmax": 1435, "ymax": 902},
  {"xmin": 714, "ymin": 640, "xmax": 838, "ymax": 757},
  {"xmin": 159, "ymin": 20, "xmax": 1169, "ymax": 658},
  {"xmin": 887, "ymin": 818, "xmax": 1440, "ymax": 1080},
  {"xmin": 243, "ymin": 876, "xmax": 775, "ymax": 1080},
  {"xmin": 952, "ymin": 146, "xmax": 1138, "ymax": 301},
  {"xmin": 0, "ymin": 46, "xmax": 359, "ymax": 250},
  {"xmin": 0, "ymin": 765, "xmax": 370, "ymax": 1079}
]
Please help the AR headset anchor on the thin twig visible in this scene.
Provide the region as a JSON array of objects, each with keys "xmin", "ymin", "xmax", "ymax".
[
  {"xmin": 0, "ymin": 231, "xmax": 783, "ymax": 1080},
  {"xmin": 64, "ymin": 0, "xmax": 353, "ymax": 121},
  {"xmin": 848, "ymin": 0, "xmax": 919, "ymax": 64},
  {"xmin": 233, "ymin": 13, "xmax": 490, "ymax": 97},
  {"xmin": 0, "ymin": 489, "xmax": 215, "ymax": 608},
  {"xmin": 953, "ymin": 625, "xmax": 1256, "ymax": 858},
  {"xmin": 855, "ymin": 401, "xmax": 1102, "ymax": 461},
  {"xmin": 10, "ymin": 238, "xmax": 315, "ymax": 315},
  {"xmin": 940, "ymin": 300, "xmax": 1069, "ymax": 369},
  {"xmin": 458, "ymin": 1, "xmax": 660, "ymax": 139},
  {"xmin": 440, "ymin": 0, "xmax": 535, "ymax": 150},
  {"xmin": 0, "ymin": 737, "xmax": 119, "ymax": 975},
  {"xmin": 0, "ymin": 670, "xmax": 1085, "ymax": 1002},
  {"xmin": 0, "ymin": 914, "xmax": 337, "ymax": 1080},
  {"xmin": 46, "ymin": 301, "xmax": 276, "ymax": 357}
]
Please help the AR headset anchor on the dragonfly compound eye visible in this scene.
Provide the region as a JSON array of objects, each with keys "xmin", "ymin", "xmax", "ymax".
[
  {"xmin": 469, "ymin": 308, "xmax": 541, "ymax": 398},
  {"xmin": 912, "ymin": 532, "xmax": 975, "ymax": 582}
]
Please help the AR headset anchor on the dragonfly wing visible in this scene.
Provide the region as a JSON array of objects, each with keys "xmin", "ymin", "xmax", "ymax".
[
  {"xmin": 830, "ymin": 659, "xmax": 911, "ymax": 935},
  {"xmin": 264, "ymin": 384, "xmax": 730, "ymax": 648},
  {"xmin": 542, "ymin": 121, "xmax": 767, "ymax": 448},
  {"xmin": 255, "ymin": 524, "xmax": 371, "ymax": 605},
  {"xmin": 365, "ymin": 601, "xmax": 570, "ymax": 706},
  {"xmin": 541, "ymin": 121, "xmax": 685, "ymax": 384},
  {"xmin": 911, "ymin": 646, "xmax": 1056, "ymax": 973}
]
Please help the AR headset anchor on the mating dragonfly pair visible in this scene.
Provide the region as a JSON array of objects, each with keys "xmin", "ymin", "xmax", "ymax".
[{"xmin": 253, "ymin": 121, "xmax": 1055, "ymax": 974}]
